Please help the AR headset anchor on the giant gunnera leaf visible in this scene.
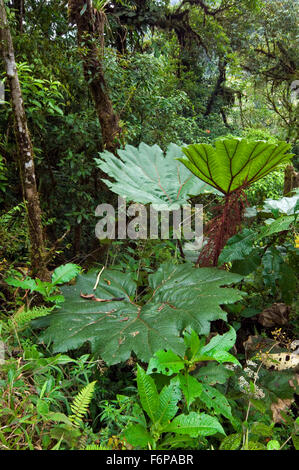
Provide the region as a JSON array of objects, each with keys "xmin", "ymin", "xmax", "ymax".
[
  {"xmin": 94, "ymin": 143, "xmax": 219, "ymax": 210},
  {"xmin": 36, "ymin": 263, "xmax": 244, "ymax": 365},
  {"xmin": 179, "ymin": 139, "xmax": 293, "ymax": 195}
]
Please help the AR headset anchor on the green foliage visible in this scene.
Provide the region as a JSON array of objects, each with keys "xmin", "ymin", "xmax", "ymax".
[
  {"xmin": 0, "ymin": 155, "xmax": 7, "ymax": 199},
  {"xmin": 34, "ymin": 263, "xmax": 244, "ymax": 365},
  {"xmin": 8, "ymin": 306, "xmax": 54, "ymax": 329},
  {"xmin": 218, "ymin": 195, "xmax": 298, "ymax": 305},
  {"xmin": 123, "ymin": 364, "xmax": 225, "ymax": 449},
  {"xmin": 69, "ymin": 381, "xmax": 96, "ymax": 428},
  {"xmin": 5, "ymin": 263, "xmax": 81, "ymax": 304},
  {"xmin": 0, "ymin": 203, "xmax": 28, "ymax": 264},
  {"xmin": 95, "ymin": 142, "xmax": 219, "ymax": 210},
  {"xmin": 246, "ymin": 171, "xmax": 285, "ymax": 206},
  {"xmin": 147, "ymin": 328, "xmax": 240, "ymax": 423},
  {"xmin": 179, "ymin": 139, "xmax": 293, "ymax": 195}
]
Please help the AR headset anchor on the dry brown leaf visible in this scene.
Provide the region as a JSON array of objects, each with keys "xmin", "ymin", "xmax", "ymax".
[
  {"xmin": 271, "ymin": 398, "xmax": 294, "ymax": 424},
  {"xmin": 258, "ymin": 303, "xmax": 290, "ymax": 328},
  {"xmin": 260, "ymin": 352, "xmax": 299, "ymax": 370}
]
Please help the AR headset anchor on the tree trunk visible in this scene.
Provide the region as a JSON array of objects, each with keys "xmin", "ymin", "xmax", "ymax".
[
  {"xmin": 13, "ymin": 0, "xmax": 24, "ymax": 33},
  {"xmin": 283, "ymin": 164, "xmax": 299, "ymax": 195},
  {"xmin": 0, "ymin": 0, "xmax": 49, "ymax": 279},
  {"xmin": 204, "ymin": 60, "xmax": 227, "ymax": 117},
  {"xmin": 68, "ymin": 0, "xmax": 123, "ymax": 154}
]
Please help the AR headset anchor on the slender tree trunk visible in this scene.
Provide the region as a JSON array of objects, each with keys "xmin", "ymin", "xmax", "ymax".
[
  {"xmin": 0, "ymin": 0, "xmax": 49, "ymax": 279},
  {"xmin": 68, "ymin": 0, "xmax": 123, "ymax": 153},
  {"xmin": 13, "ymin": 0, "xmax": 24, "ymax": 33}
]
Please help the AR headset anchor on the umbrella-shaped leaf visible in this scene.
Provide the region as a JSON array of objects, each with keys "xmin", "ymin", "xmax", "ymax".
[{"xmin": 179, "ymin": 139, "xmax": 293, "ymax": 195}]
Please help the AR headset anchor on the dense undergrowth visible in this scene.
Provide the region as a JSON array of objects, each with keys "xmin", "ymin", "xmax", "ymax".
[{"xmin": 0, "ymin": 0, "xmax": 298, "ymax": 453}]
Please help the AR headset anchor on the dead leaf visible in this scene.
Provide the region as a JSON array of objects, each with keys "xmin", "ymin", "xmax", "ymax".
[
  {"xmin": 80, "ymin": 293, "xmax": 125, "ymax": 302},
  {"xmin": 258, "ymin": 303, "xmax": 290, "ymax": 328},
  {"xmin": 80, "ymin": 293, "xmax": 96, "ymax": 300},
  {"xmin": 271, "ymin": 398, "xmax": 294, "ymax": 424}
]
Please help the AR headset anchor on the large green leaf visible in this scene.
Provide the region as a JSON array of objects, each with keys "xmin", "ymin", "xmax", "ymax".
[
  {"xmin": 163, "ymin": 412, "xmax": 225, "ymax": 437},
  {"xmin": 136, "ymin": 365, "xmax": 159, "ymax": 423},
  {"xmin": 37, "ymin": 263, "xmax": 244, "ymax": 365},
  {"xmin": 174, "ymin": 374, "xmax": 203, "ymax": 409},
  {"xmin": 199, "ymin": 384, "xmax": 235, "ymax": 423},
  {"xmin": 147, "ymin": 350, "xmax": 185, "ymax": 376},
  {"xmin": 262, "ymin": 194, "xmax": 299, "ymax": 216},
  {"xmin": 156, "ymin": 384, "xmax": 181, "ymax": 425},
  {"xmin": 51, "ymin": 263, "xmax": 81, "ymax": 286},
  {"xmin": 95, "ymin": 142, "xmax": 219, "ymax": 210},
  {"xmin": 123, "ymin": 424, "xmax": 154, "ymax": 449},
  {"xmin": 218, "ymin": 214, "xmax": 295, "ymax": 266},
  {"xmin": 179, "ymin": 139, "xmax": 293, "ymax": 195},
  {"xmin": 218, "ymin": 229, "xmax": 256, "ymax": 265}
]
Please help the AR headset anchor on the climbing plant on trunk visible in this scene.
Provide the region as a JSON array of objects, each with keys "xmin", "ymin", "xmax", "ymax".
[
  {"xmin": 0, "ymin": 0, "xmax": 49, "ymax": 279},
  {"xmin": 179, "ymin": 138, "xmax": 294, "ymax": 267}
]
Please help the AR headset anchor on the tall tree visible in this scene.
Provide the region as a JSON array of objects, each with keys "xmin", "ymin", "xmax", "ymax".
[
  {"xmin": 0, "ymin": 0, "xmax": 49, "ymax": 279},
  {"xmin": 68, "ymin": 0, "xmax": 123, "ymax": 153}
]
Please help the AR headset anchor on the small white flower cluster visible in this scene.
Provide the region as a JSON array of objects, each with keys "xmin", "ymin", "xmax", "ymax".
[
  {"xmin": 246, "ymin": 360, "xmax": 258, "ymax": 368},
  {"xmin": 243, "ymin": 367, "xmax": 259, "ymax": 381},
  {"xmin": 224, "ymin": 363, "xmax": 239, "ymax": 371},
  {"xmin": 238, "ymin": 362, "xmax": 265, "ymax": 399}
]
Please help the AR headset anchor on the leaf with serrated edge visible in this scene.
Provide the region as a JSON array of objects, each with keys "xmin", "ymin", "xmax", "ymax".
[
  {"xmin": 177, "ymin": 374, "xmax": 203, "ymax": 409},
  {"xmin": 156, "ymin": 384, "xmax": 181, "ymax": 425},
  {"xmin": 137, "ymin": 365, "xmax": 159, "ymax": 423},
  {"xmin": 95, "ymin": 143, "xmax": 219, "ymax": 210},
  {"xmin": 51, "ymin": 263, "xmax": 81, "ymax": 286},
  {"xmin": 38, "ymin": 263, "xmax": 245, "ymax": 365},
  {"xmin": 199, "ymin": 384, "xmax": 234, "ymax": 422},
  {"xmin": 179, "ymin": 139, "xmax": 293, "ymax": 195},
  {"xmin": 200, "ymin": 326, "xmax": 237, "ymax": 357},
  {"xmin": 123, "ymin": 424, "xmax": 154, "ymax": 449},
  {"xmin": 163, "ymin": 412, "xmax": 225, "ymax": 437}
]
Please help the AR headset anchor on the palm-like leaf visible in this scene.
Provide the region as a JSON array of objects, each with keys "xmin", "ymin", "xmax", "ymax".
[{"xmin": 179, "ymin": 139, "xmax": 293, "ymax": 195}]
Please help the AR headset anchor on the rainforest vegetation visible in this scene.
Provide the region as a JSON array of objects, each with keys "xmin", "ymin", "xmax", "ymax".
[{"xmin": 0, "ymin": 0, "xmax": 298, "ymax": 451}]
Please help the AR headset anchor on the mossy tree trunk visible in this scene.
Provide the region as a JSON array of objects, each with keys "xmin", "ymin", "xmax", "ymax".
[
  {"xmin": 0, "ymin": 0, "xmax": 49, "ymax": 280},
  {"xmin": 68, "ymin": 0, "xmax": 123, "ymax": 154}
]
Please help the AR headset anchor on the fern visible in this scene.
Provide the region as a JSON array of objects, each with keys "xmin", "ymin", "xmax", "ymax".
[
  {"xmin": 9, "ymin": 306, "xmax": 54, "ymax": 328},
  {"xmin": 85, "ymin": 444, "xmax": 109, "ymax": 450},
  {"xmin": 69, "ymin": 381, "xmax": 96, "ymax": 428}
]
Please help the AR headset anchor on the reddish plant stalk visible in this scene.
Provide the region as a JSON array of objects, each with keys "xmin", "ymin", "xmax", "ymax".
[{"xmin": 196, "ymin": 188, "xmax": 248, "ymax": 267}]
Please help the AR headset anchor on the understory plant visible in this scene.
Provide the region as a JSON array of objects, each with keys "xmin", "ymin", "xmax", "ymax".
[
  {"xmin": 122, "ymin": 327, "xmax": 240, "ymax": 450},
  {"xmin": 5, "ymin": 263, "xmax": 81, "ymax": 305},
  {"xmin": 179, "ymin": 139, "xmax": 294, "ymax": 266},
  {"xmin": 32, "ymin": 263, "xmax": 245, "ymax": 365},
  {"xmin": 95, "ymin": 138, "xmax": 293, "ymax": 267}
]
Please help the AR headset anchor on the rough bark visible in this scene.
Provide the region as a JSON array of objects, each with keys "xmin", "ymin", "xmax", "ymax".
[
  {"xmin": 0, "ymin": 0, "xmax": 49, "ymax": 279},
  {"xmin": 68, "ymin": 0, "xmax": 123, "ymax": 153},
  {"xmin": 283, "ymin": 164, "xmax": 299, "ymax": 195}
]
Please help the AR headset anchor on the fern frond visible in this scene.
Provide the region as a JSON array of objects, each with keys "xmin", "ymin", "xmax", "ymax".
[
  {"xmin": 9, "ymin": 306, "xmax": 54, "ymax": 328},
  {"xmin": 85, "ymin": 444, "xmax": 108, "ymax": 450},
  {"xmin": 0, "ymin": 203, "xmax": 25, "ymax": 226},
  {"xmin": 69, "ymin": 381, "xmax": 96, "ymax": 428}
]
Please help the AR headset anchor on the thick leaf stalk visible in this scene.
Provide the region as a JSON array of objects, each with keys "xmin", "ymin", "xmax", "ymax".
[{"xmin": 196, "ymin": 188, "xmax": 248, "ymax": 267}]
